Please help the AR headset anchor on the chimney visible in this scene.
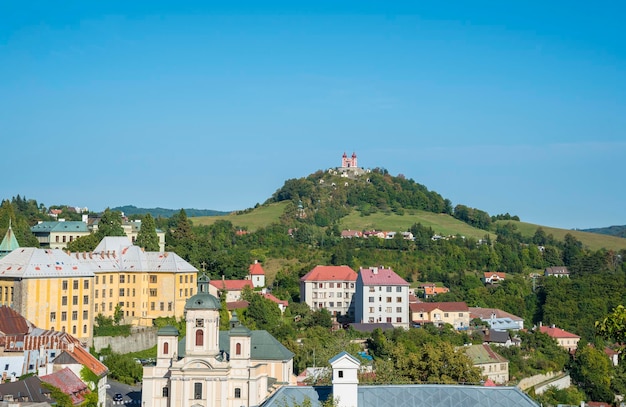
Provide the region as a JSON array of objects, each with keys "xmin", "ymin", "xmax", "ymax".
[{"xmin": 372, "ymin": 267, "xmax": 378, "ymax": 274}]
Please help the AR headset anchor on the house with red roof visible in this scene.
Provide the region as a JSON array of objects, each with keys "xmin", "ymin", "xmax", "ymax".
[
  {"xmin": 300, "ymin": 265, "xmax": 358, "ymax": 321},
  {"xmin": 341, "ymin": 230, "xmax": 362, "ymax": 239},
  {"xmin": 419, "ymin": 283, "xmax": 450, "ymax": 299},
  {"xmin": 355, "ymin": 266, "xmax": 410, "ymax": 329},
  {"xmin": 463, "ymin": 344, "xmax": 509, "ymax": 384},
  {"xmin": 261, "ymin": 292, "xmax": 289, "ymax": 313},
  {"xmin": 209, "ymin": 278, "xmax": 254, "ymax": 303},
  {"xmin": 249, "ymin": 260, "xmax": 266, "ymax": 288},
  {"xmin": 410, "ymin": 302, "xmax": 470, "ymax": 330},
  {"xmin": 482, "ymin": 272, "xmax": 506, "ymax": 284},
  {"xmin": 539, "ymin": 324, "xmax": 580, "ymax": 352},
  {"xmin": 41, "ymin": 367, "xmax": 90, "ymax": 405}
]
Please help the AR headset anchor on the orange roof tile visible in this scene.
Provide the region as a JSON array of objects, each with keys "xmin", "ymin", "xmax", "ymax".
[
  {"xmin": 210, "ymin": 279, "xmax": 254, "ymax": 291},
  {"xmin": 249, "ymin": 262, "xmax": 265, "ymax": 275},
  {"xmin": 68, "ymin": 345, "xmax": 109, "ymax": 377},
  {"xmin": 539, "ymin": 325, "xmax": 580, "ymax": 339}
]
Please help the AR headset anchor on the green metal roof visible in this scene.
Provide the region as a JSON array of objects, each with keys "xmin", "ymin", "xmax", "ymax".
[
  {"xmin": 185, "ymin": 292, "xmax": 221, "ymax": 310},
  {"xmin": 30, "ymin": 221, "xmax": 89, "ymax": 233},
  {"xmin": 0, "ymin": 224, "xmax": 20, "ymax": 255},
  {"xmin": 157, "ymin": 325, "xmax": 180, "ymax": 336}
]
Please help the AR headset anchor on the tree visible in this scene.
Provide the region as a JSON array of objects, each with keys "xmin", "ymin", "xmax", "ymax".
[
  {"xmin": 569, "ymin": 345, "xmax": 613, "ymax": 403},
  {"xmin": 596, "ymin": 305, "xmax": 626, "ymax": 360},
  {"xmin": 97, "ymin": 208, "xmax": 126, "ymax": 238},
  {"xmin": 135, "ymin": 213, "xmax": 160, "ymax": 251}
]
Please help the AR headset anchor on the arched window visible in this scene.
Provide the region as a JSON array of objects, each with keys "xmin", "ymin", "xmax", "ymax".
[
  {"xmin": 235, "ymin": 388, "xmax": 241, "ymax": 398},
  {"xmin": 236, "ymin": 342, "xmax": 242, "ymax": 355},
  {"xmin": 195, "ymin": 329, "xmax": 204, "ymax": 346},
  {"xmin": 163, "ymin": 341, "xmax": 169, "ymax": 355}
]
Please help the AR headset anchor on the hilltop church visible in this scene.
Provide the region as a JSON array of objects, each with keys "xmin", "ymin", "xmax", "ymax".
[{"xmin": 141, "ymin": 275, "xmax": 296, "ymax": 407}]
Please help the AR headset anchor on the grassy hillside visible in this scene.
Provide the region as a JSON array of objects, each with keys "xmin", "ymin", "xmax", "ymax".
[
  {"xmin": 190, "ymin": 202, "xmax": 289, "ymax": 231},
  {"xmin": 190, "ymin": 204, "xmax": 626, "ymax": 251},
  {"xmin": 338, "ymin": 210, "xmax": 496, "ymax": 240},
  {"xmin": 494, "ymin": 220, "xmax": 626, "ymax": 251}
]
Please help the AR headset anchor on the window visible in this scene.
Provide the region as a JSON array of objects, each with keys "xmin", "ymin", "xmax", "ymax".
[
  {"xmin": 190, "ymin": 288, "xmax": 193, "ymax": 296},
  {"xmin": 95, "ymin": 290, "xmax": 98, "ymax": 299},
  {"xmin": 369, "ymin": 307, "xmax": 375, "ymax": 313},
  {"xmin": 396, "ymin": 307, "xmax": 402, "ymax": 313},
  {"xmin": 185, "ymin": 289, "xmax": 188, "ymax": 296},
  {"xmin": 83, "ymin": 324, "xmax": 87, "ymax": 334},
  {"xmin": 102, "ymin": 289, "xmax": 106, "ymax": 298},
  {"xmin": 185, "ymin": 275, "xmax": 188, "ymax": 283},
  {"xmin": 337, "ymin": 302, "xmax": 342, "ymax": 307},
  {"xmin": 133, "ymin": 275, "xmax": 136, "ymax": 283},
  {"xmin": 386, "ymin": 317, "xmax": 392, "ymax": 323},
  {"xmin": 109, "ymin": 275, "xmax": 113, "ymax": 284},
  {"xmin": 163, "ymin": 342, "xmax": 169, "ymax": 355},
  {"xmin": 396, "ymin": 286, "xmax": 402, "ymax": 292},
  {"xmin": 83, "ymin": 295, "xmax": 89, "ymax": 304},
  {"xmin": 190, "ymin": 275, "xmax": 193, "ymax": 284},
  {"xmin": 160, "ymin": 302, "xmax": 164, "ymax": 311},
  {"xmin": 458, "ymin": 313, "xmax": 463, "ymax": 317},
  {"xmin": 162, "ymin": 387, "xmax": 169, "ymax": 397},
  {"xmin": 132, "ymin": 288, "xmax": 135, "ymax": 296},
  {"xmin": 396, "ymin": 317, "xmax": 403, "ymax": 323},
  {"xmin": 150, "ymin": 289, "xmax": 157, "ymax": 297},
  {"xmin": 150, "ymin": 275, "xmax": 157, "ymax": 284},
  {"xmin": 95, "ymin": 304, "xmax": 98, "ymax": 312},
  {"xmin": 444, "ymin": 313, "xmax": 449, "ymax": 318},
  {"xmin": 236, "ymin": 343, "xmax": 241, "ymax": 355},
  {"xmin": 168, "ymin": 302, "xmax": 172, "ymax": 311},
  {"xmin": 318, "ymin": 283, "xmax": 323, "ymax": 288},
  {"xmin": 329, "ymin": 302, "xmax": 334, "ymax": 307},
  {"xmin": 72, "ymin": 325, "xmax": 76, "ymax": 334},
  {"xmin": 73, "ymin": 280, "xmax": 78, "ymax": 290},
  {"xmin": 234, "ymin": 388, "xmax": 241, "ymax": 398},
  {"xmin": 63, "ymin": 235, "xmax": 66, "ymax": 243},
  {"xmin": 84, "ymin": 280, "xmax": 89, "ymax": 289},
  {"xmin": 73, "ymin": 296, "xmax": 78, "ymax": 305},
  {"xmin": 369, "ymin": 287, "xmax": 375, "ymax": 292},
  {"xmin": 62, "ymin": 280, "xmax": 68, "ymax": 290},
  {"xmin": 109, "ymin": 289, "xmax": 113, "ymax": 297},
  {"xmin": 83, "ymin": 310, "xmax": 88, "ymax": 320},
  {"xmin": 500, "ymin": 363, "xmax": 506, "ymax": 371},
  {"xmin": 62, "ymin": 296, "xmax": 67, "ymax": 306},
  {"xmin": 150, "ymin": 302, "xmax": 155, "ymax": 311},
  {"xmin": 109, "ymin": 302, "xmax": 113, "ymax": 311},
  {"xmin": 368, "ymin": 297, "xmax": 374, "ymax": 303},
  {"xmin": 337, "ymin": 292, "xmax": 342, "ymax": 298},
  {"xmin": 119, "ymin": 275, "xmax": 125, "ymax": 283},
  {"xmin": 329, "ymin": 282, "xmax": 334, "ymax": 288},
  {"xmin": 50, "ymin": 312, "xmax": 56, "ymax": 322},
  {"xmin": 194, "ymin": 383, "xmax": 202, "ymax": 399},
  {"xmin": 120, "ymin": 289, "xmax": 125, "ymax": 297},
  {"xmin": 195, "ymin": 330, "xmax": 204, "ymax": 346},
  {"xmin": 396, "ymin": 297, "xmax": 402, "ymax": 302},
  {"xmin": 95, "ymin": 276, "xmax": 99, "ymax": 284},
  {"xmin": 386, "ymin": 297, "xmax": 392, "ymax": 303},
  {"xmin": 179, "ymin": 289, "xmax": 183, "ymax": 297},
  {"xmin": 338, "ymin": 370, "xmax": 344, "ymax": 378},
  {"xmin": 386, "ymin": 286, "xmax": 392, "ymax": 292}
]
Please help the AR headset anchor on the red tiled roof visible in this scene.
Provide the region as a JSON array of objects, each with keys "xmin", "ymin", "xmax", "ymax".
[
  {"xmin": 261, "ymin": 293, "xmax": 288, "ymax": 306},
  {"xmin": 424, "ymin": 286, "xmax": 449, "ymax": 295},
  {"xmin": 0, "ymin": 305, "xmax": 32, "ymax": 336},
  {"xmin": 539, "ymin": 325, "xmax": 580, "ymax": 339},
  {"xmin": 67, "ymin": 345, "xmax": 109, "ymax": 377},
  {"xmin": 300, "ymin": 265, "xmax": 357, "ymax": 282},
  {"xmin": 358, "ymin": 267, "xmax": 408, "ymax": 286},
  {"xmin": 483, "ymin": 272, "xmax": 506, "ymax": 279},
  {"xmin": 210, "ymin": 279, "xmax": 253, "ymax": 291},
  {"xmin": 249, "ymin": 262, "xmax": 265, "ymax": 275},
  {"xmin": 40, "ymin": 367, "xmax": 88, "ymax": 405},
  {"xmin": 410, "ymin": 302, "xmax": 469, "ymax": 313}
]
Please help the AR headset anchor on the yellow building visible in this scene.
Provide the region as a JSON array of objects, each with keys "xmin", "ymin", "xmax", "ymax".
[
  {"xmin": 68, "ymin": 237, "xmax": 198, "ymax": 326},
  {"xmin": 0, "ymin": 247, "xmax": 95, "ymax": 342}
]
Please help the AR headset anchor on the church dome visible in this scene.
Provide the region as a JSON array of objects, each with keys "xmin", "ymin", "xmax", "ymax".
[{"xmin": 185, "ymin": 274, "xmax": 221, "ymax": 310}]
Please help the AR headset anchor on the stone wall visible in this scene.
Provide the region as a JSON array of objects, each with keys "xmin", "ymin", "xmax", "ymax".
[
  {"xmin": 517, "ymin": 371, "xmax": 558, "ymax": 390},
  {"xmin": 92, "ymin": 327, "xmax": 158, "ymax": 353},
  {"xmin": 534, "ymin": 374, "xmax": 571, "ymax": 395}
]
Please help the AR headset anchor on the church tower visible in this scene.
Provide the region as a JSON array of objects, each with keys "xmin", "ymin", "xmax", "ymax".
[{"xmin": 184, "ymin": 274, "xmax": 221, "ymax": 357}]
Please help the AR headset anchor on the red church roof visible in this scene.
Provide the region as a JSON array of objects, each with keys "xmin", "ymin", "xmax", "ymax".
[
  {"xmin": 300, "ymin": 265, "xmax": 357, "ymax": 282},
  {"xmin": 249, "ymin": 261, "xmax": 265, "ymax": 275}
]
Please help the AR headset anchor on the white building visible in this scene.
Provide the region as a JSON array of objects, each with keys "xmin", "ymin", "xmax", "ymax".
[
  {"xmin": 354, "ymin": 267, "xmax": 409, "ymax": 329},
  {"xmin": 300, "ymin": 266, "xmax": 357, "ymax": 321},
  {"xmin": 142, "ymin": 275, "xmax": 296, "ymax": 407}
]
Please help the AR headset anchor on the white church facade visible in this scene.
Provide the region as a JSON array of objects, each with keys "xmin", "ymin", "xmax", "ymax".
[{"xmin": 141, "ymin": 275, "xmax": 296, "ymax": 407}]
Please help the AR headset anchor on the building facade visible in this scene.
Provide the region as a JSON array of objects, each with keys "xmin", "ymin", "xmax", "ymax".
[
  {"xmin": 0, "ymin": 248, "xmax": 95, "ymax": 342},
  {"xmin": 141, "ymin": 275, "xmax": 296, "ymax": 407},
  {"xmin": 69, "ymin": 237, "xmax": 197, "ymax": 327},
  {"xmin": 354, "ymin": 267, "xmax": 409, "ymax": 329},
  {"xmin": 300, "ymin": 265, "xmax": 357, "ymax": 321},
  {"xmin": 30, "ymin": 221, "xmax": 90, "ymax": 250},
  {"xmin": 410, "ymin": 302, "xmax": 470, "ymax": 329}
]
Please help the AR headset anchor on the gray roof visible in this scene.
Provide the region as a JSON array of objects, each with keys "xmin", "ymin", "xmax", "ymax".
[
  {"xmin": 157, "ymin": 325, "xmax": 180, "ymax": 336},
  {"xmin": 30, "ymin": 221, "xmax": 89, "ymax": 233},
  {"xmin": 262, "ymin": 384, "xmax": 539, "ymax": 407},
  {"xmin": 0, "ymin": 248, "xmax": 95, "ymax": 278}
]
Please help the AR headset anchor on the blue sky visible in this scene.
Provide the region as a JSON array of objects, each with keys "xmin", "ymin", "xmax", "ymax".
[{"xmin": 1, "ymin": 1, "xmax": 624, "ymax": 229}]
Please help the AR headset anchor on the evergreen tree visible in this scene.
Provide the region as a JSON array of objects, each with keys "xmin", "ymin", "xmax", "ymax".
[{"xmin": 135, "ymin": 213, "xmax": 160, "ymax": 251}]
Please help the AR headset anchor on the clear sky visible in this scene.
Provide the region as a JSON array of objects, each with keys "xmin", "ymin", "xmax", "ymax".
[{"xmin": 1, "ymin": 1, "xmax": 624, "ymax": 230}]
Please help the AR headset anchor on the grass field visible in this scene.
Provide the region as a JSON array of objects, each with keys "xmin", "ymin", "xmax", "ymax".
[
  {"xmin": 190, "ymin": 202, "xmax": 289, "ymax": 231},
  {"xmin": 190, "ymin": 202, "xmax": 626, "ymax": 251}
]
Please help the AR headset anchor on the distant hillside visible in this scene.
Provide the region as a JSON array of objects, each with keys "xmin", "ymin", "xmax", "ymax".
[
  {"xmin": 112, "ymin": 205, "xmax": 230, "ymax": 218},
  {"xmin": 581, "ymin": 225, "xmax": 626, "ymax": 238}
]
